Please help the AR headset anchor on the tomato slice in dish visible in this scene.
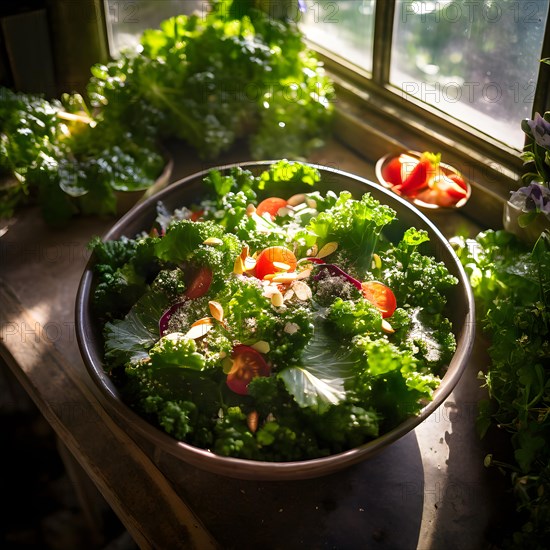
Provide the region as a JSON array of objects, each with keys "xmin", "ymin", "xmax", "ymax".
[
  {"xmin": 254, "ymin": 246, "xmax": 297, "ymax": 280},
  {"xmin": 226, "ymin": 345, "xmax": 271, "ymax": 395},
  {"xmin": 256, "ymin": 197, "xmax": 288, "ymax": 219},
  {"xmin": 184, "ymin": 266, "xmax": 213, "ymax": 299},
  {"xmin": 447, "ymin": 173, "xmax": 468, "ymax": 192},
  {"xmin": 361, "ymin": 281, "xmax": 397, "ymax": 318},
  {"xmin": 382, "ymin": 157, "xmax": 403, "ymax": 186}
]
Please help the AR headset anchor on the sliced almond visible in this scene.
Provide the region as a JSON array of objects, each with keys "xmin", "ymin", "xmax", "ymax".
[
  {"xmin": 283, "ymin": 289, "xmax": 295, "ymax": 302},
  {"xmin": 203, "ymin": 237, "xmax": 223, "ymax": 246},
  {"xmin": 284, "ymin": 322, "xmax": 300, "ymax": 334},
  {"xmin": 191, "ymin": 317, "xmax": 214, "ymax": 327},
  {"xmin": 277, "ymin": 206, "xmax": 292, "ymax": 217},
  {"xmin": 292, "ymin": 281, "xmax": 312, "ymax": 301},
  {"xmin": 306, "ymin": 197, "xmax": 317, "ymax": 209},
  {"xmin": 272, "ymin": 261, "xmax": 291, "ymax": 272},
  {"xmin": 251, "ymin": 340, "xmax": 270, "ymax": 354},
  {"xmin": 271, "ymin": 291, "xmax": 284, "ymax": 307},
  {"xmin": 247, "ymin": 411, "xmax": 259, "ymax": 433},
  {"xmin": 381, "ymin": 319, "xmax": 395, "ymax": 334},
  {"xmin": 287, "ymin": 193, "xmax": 306, "ymax": 206},
  {"xmin": 271, "ymin": 272, "xmax": 298, "ymax": 283},
  {"xmin": 262, "ymin": 284, "xmax": 279, "ymax": 298},
  {"xmin": 185, "ymin": 321, "xmax": 214, "ymax": 340},
  {"xmin": 208, "ymin": 301, "xmax": 224, "ymax": 322},
  {"xmin": 316, "ymin": 241, "xmax": 338, "ymax": 259},
  {"xmin": 296, "ymin": 267, "xmax": 312, "ymax": 280},
  {"xmin": 246, "ymin": 204, "xmax": 256, "ymax": 216}
]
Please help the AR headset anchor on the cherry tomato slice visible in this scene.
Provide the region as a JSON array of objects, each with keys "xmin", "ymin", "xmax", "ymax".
[
  {"xmin": 382, "ymin": 157, "xmax": 403, "ymax": 186},
  {"xmin": 254, "ymin": 246, "xmax": 297, "ymax": 280},
  {"xmin": 184, "ymin": 266, "xmax": 213, "ymax": 299},
  {"xmin": 256, "ymin": 197, "xmax": 288, "ymax": 220},
  {"xmin": 361, "ymin": 281, "xmax": 397, "ymax": 318},
  {"xmin": 447, "ymin": 173, "xmax": 468, "ymax": 192},
  {"xmin": 428, "ymin": 175, "xmax": 467, "ymax": 205},
  {"xmin": 226, "ymin": 345, "xmax": 271, "ymax": 395}
]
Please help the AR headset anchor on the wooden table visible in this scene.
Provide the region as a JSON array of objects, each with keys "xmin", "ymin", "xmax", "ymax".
[{"xmin": 0, "ymin": 141, "xmax": 501, "ymax": 549}]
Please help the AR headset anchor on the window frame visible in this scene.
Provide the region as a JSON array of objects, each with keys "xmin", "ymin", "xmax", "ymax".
[{"xmin": 304, "ymin": 0, "xmax": 550, "ymax": 227}]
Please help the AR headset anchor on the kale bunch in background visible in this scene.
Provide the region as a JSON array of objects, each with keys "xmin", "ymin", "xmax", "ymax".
[
  {"xmin": 0, "ymin": 88, "xmax": 69, "ymax": 221},
  {"xmin": 87, "ymin": 0, "xmax": 334, "ymax": 160},
  {"xmin": 0, "ymin": 87, "xmax": 165, "ymax": 224},
  {"xmin": 453, "ymin": 229, "xmax": 550, "ymax": 549},
  {"xmin": 1, "ymin": 0, "xmax": 333, "ymax": 225}
]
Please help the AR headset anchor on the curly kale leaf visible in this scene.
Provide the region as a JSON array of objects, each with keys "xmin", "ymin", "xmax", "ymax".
[
  {"xmin": 89, "ymin": 236, "xmax": 160, "ymax": 320},
  {"xmin": 89, "ymin": 235, "xmax": 139, "ymax": 270},
  {"xmin": 149, "ymin": 333, "xmax": 205, "ymax": 370},
  {"xmin": 218, "ymin": 276, "xmax": 279, "ymax": 344},
  {"xmin": 142, "ymin": 396, "xmax": 198, "ymax": 441},
  {"xmin": 93, "ymin": 263, "xmax": 148, "ymax": 322},
  {"xmin": 382, "ymin": 228, "xmax": 458, "ymax": 313},
  {"xmin": 204, "ymin": 166, "xmax": 257, "ymax": 203},
  {"xmin": 306, "ymin": 191, "xmax": 396, "ymax": 274},
  {"xmin": 326, "ymin": 297, "xmax": 383, "ymax": 337},
  {"xmin": 123, "ymin": 365, "xmax": 220, "ymax": 446},
  {"xmin": 308, "ymin": 403, "xmax": 379, "ymax": 451},
  {"xmin": 89, "ymin": 236, "xmax": 146, "ymax": 320},
  {"xmin": 214, "ymin": 407, "xmax": 260, "ymax": 459},
  {"xmin": 248, "ymin": 376, "xmax": 378, "ymax": 457},
  {"xmin": 256, "ymin": 159, "xmax": 321, "ymax": 190},
  {"xmin": 248, "ymin": 377, "xmax": 330, "ymax": 461},
  {"xmin": 155, "ymin": 219, "xmax": 239, "ymax": 265},
  {"xmin": 351, "ymin": 336, "xmax": 440, "ymax": 428}
]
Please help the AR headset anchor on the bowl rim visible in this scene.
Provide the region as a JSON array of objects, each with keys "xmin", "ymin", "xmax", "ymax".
[
  {"xmin": 375, "ymin": 150, "xmax": 471, "ymax": 210},
  {"xmin": 75, "ymin": 159, "xmax": 475, "ymax": 480}
]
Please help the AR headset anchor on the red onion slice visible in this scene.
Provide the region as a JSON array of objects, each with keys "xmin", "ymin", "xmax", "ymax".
[
  {"xmin": 311, "ymin": 261, "xmax": 362, "ymax": 290},
  {"xmin": 159, "ymin": 300, "xmax": 187, "ymax": 336}
]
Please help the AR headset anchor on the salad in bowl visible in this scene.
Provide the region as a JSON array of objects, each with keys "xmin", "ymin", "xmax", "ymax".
[{"xmin": 77, "ymin": 160, "xmax": 473, "ymax": 478}]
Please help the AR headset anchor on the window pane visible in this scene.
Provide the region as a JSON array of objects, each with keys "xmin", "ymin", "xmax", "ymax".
[
  {"xmin": 104, "ymin": 0, "xmax": 203, "ymax": 56},
  {"xmin": 301, "ymin": 1, "xmax": 376, "ymax": 73},
  {"xmin": 391, "ymin": 0, "xmax": 549, "ymax": 150}
]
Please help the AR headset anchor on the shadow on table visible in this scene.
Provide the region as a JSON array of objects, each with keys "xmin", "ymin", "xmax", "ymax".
[
  {"xmin": 156, "ymin": 430, "xmax": 424, "ymax": 550},
  {"xmin": 427, "ymin": 336, "xmax": 513, "ymax": 550}
]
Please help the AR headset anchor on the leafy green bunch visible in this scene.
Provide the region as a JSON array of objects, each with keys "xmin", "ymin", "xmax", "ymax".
[
  {"xmin": 454, "ymin": 230, "xmax": 550, "ymax": 548},
  {"xmin": 0, "ymin": 0, "xmax": 333, "ymax": 224},
  {"xmin": 88, "ymin": 0, "xmax": 333, "ymax": 159},
  {"xmin": 0, "ymin": 87, "xmax": 164, "ymax": 224}
]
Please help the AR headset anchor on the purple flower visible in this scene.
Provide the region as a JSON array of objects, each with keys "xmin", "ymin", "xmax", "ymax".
[
  {"xmin": 298, "ymin": 0, "xmax": 306, "ymax": 12},
  {"xmin": 525, "ymin": 113, "xmax": 550, "ymax": 149},
  {"xmin": 509, "ymin": 183, "xmax": 550, "ymax": 216}
]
